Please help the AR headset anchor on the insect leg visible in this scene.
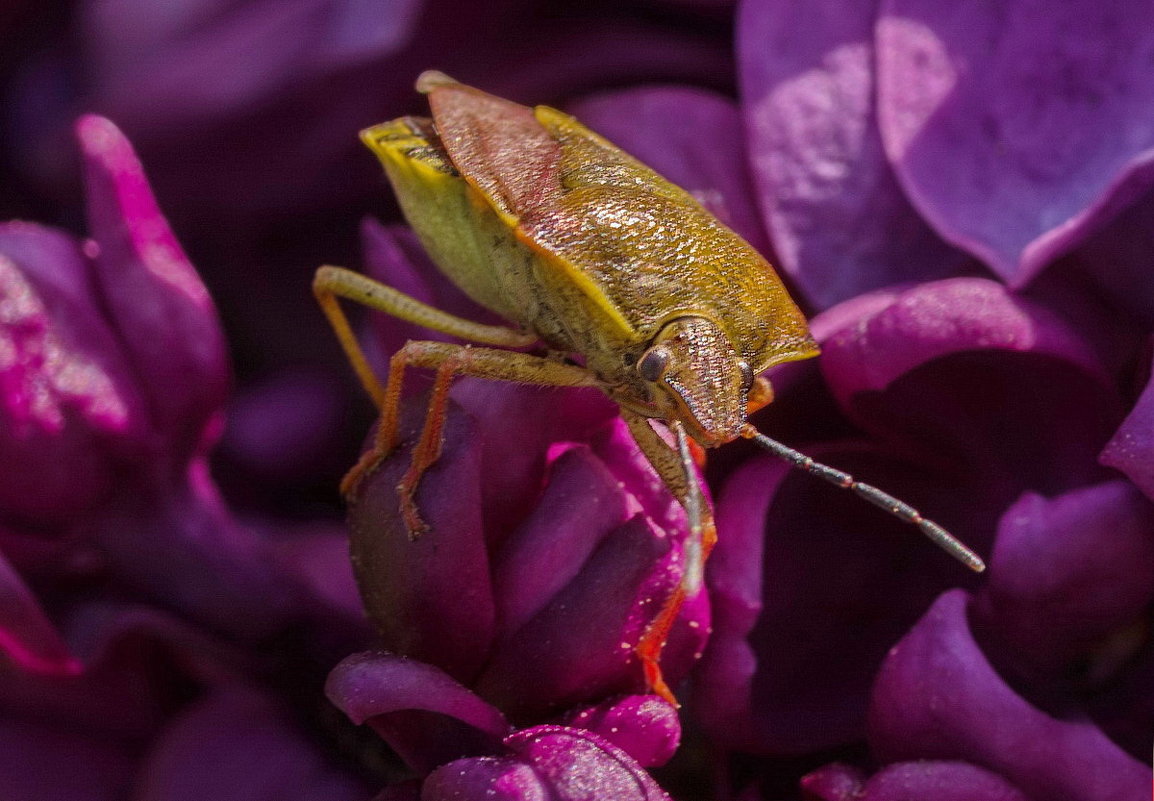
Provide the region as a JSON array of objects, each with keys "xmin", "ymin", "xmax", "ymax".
[
  {"xmin": 622, "ymin": 412, "xmax": 717, "ymax": 707},
  {"xmin": 313, "ymin": 265, "xmax": 538, "ymax": 406},
  {"xmin": 341, "ymin": 340, "xmax": 599, "ymax": 536}
]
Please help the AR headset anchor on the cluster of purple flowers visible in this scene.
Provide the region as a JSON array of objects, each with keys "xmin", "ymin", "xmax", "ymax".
[{"xmin": 1, "ymin": 0, "xmax": 1152, "ymax": 799}]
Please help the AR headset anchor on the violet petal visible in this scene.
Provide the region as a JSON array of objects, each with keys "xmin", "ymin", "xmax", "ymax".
[
  {"xmin": 134, "ymin": 686, "xmax": 370, "ymax": 801},
  {"xmin": 78, "ymin": 114, "xmax": 230, "ymax": 469},
  {"xmin": 569, "ymin": 87, "xmax": 770, "ymax": 254},
  {"xmin": 491, "ymin": 445, "xmax": 635, "ymax": 638},
  {"xmin": 816, "ymin": 278, "xmax": 1105, "ymax": 410},
  {"xmin": 739, "ymin": 0, "xmax": 967, "ymax": 309},
  {"xmin": 92, "ymin": 459, "xmax": 295, "ymax": 640},
  {"xmin": 0, "ymin": 552, "xmax": 80, "ymax": 676},
  {"xmin": 1101, "ymin": 354, "xmax": 1154, "ymax": 501},
  {"xmin": 973, "ymin": 481, "xmax": 1154, "ymax": 684},
  {"xmin": 876, "ymin": 1, "xmax": 1154, "ymax": 285},
  {"xmin": 869, "ymin": 589, "xmax": 1151, "ymax": 801},
  {"xmin": 0, "ymin": 221, "xmax": 145, "ymax": 523},
  {"xmin": 861, "ymin": 761, "xmax": 1028, "ymax": 801},
  {"xmin": 423, "ymin": 757, "xmax": 546, "ymax": 801},
  {"xmin": 0, "ymin": 712, "xmax": 137, "ymax": 801},
  {"xmin": 564, "ymin": 695, "xmax": 680, "ymax": 768},
  {"xmin": 476, "ymin": 515, "xmax": 674, "ymax": 720},
  {"xmin": 346, "ymin": 397, "xmax": 495, "ymax": 682},
  {"xmin": 800, "ymin": 763, "xmax": 866, "ymax": 801},
  {"xmin": 505, "ymin": 725, "xmax": 672, "ymax": 801},
  {"xmin": 325, "ymin": 651, "xmax": 510, "ymax": 774}
]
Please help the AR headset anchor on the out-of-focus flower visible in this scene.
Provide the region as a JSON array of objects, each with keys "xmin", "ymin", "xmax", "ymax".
[
  {"xmin": 0, "ymin": 115, "xmax": 293, "ymax": 647},
  {"xmin": 326, "ymin": 650, "xmax": 678, "ymax": 799},
  {"xmin": 0, "ymin": 116, "xmax": 383, "ymax": 799}
]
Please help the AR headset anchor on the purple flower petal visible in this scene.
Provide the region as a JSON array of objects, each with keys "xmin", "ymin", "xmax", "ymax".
[
  {"xmin": 347, "ymin": 398, "xmax": 495, "ymax": 682},
  {"xmin": 0, "ymin": 553, "xmax": 80, "ymax": 676},
  {"xmin": 134, "ymin": 686, "xmax": 370, "ymax": 801},
  {"xmin": 973, "ymin": 481, "xmax": 1154, "ymax": 685},
  {"xmin": 800, "ymin": 763, "xmax": 867, "ymax": 800},
  {"xmin": 91, "ymin": 459, "xmax": 295, "ymax": 640},
  {"xmin": 869, "ymin": 589, "xmax": 1152, "ymax": 801},
  {"xmin": 78, "ymin": 114, "xmax": 230, "ymax": 469},
  {"xmin": 505, "ymin": 726, "xmax": 671, "ymax": 801},
  {"xmin": 0, "ymin": 222, "xmax": 146, "ymax": 524},
  {"xmin": 491, "ymin": 445, "xmax": 637, "ymax": 637},
  {"xmin": 739, "ymin": 0, "xmax": 968, "ymax": 309},
  {"xmin": 569, "ymin": 87, "xmax": 770, "ymax": 255},
  {"xmin": 816, "ymin": 278, "xmax": 1105, "ymax": 410},
  {"xmin": 876, "ymin": 1, "xmax": 1154, "ymax": 285},
  {"xmin": 1101, "ymin": 354, "xmax": 1154, "ymax": 501},
  {"xmin": 815, "ymin": 278, "xmax": 1122, "ymax": 495},
  {"xmin": 564, "ymin": 695, "xmax": 680, "ymax": 768},
  {"xmin": 0, "ymin": 712, "xmax": 137, "ymax": 801},
  {"xmin": 423, "ymin": 757, "xmax": 545, "ymax": 801},
  {"xmin": 865, "ymin": 761, "xmax": 1028, "ymax": 801},
  {"xmin": 476, "ymin": 514, "xmax": 676, "ymax": 720},
  {"xmin": 698, "ymin": 445, "xmax": 982, "ymax": 754},
  {"xmin": 325, "ymin": 650, "xmax": 510, "ymax": 774}
]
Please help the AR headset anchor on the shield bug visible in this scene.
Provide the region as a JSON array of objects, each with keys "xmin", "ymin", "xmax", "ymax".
[{"xmin": 314, "ymin": 71, "xmax": 984, "ymax": 706}]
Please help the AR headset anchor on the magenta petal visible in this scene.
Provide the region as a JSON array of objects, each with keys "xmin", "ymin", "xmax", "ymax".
[
  {"xmin": 135, "ymin": 687, "xmax": 368, "ymax": 801},
  {"xmin": 92, "ymin": 459, "xmax": 295, "ymax": 640},
  {"xmin": 347, "ymin": 399, "xmax": 495, "ymax": 682},
  {"xmin": 0, "ymin": 553, "xmax": 79, "ymax": 676},
  {"xmin": 1101, "ymin": 354, "xmax": 1154, "ymax": 501},
  {"xmin": 476, "ymin": 515, "xmax": 673, "ymax": 720},
  {"xmin": 0, "ymin": 713, "xmax": 137, "ymax": 801},
  {"xmin": 325, "ymin": 651, "xmax": 510, "ymax": 774},
  {"xmin": 423, "ymin": 757, "xmax": 546, "ymax": 801},
  {"xmin": 569, "ymin": 87, "xmax": 770, "ymax": 255},
  {"xmin": 0, "ymin": 222, "xmax": 145, "ymax": 523},
  {"xmin": 739, "ymin": 0, "xmax": 967, "ymax": 309},
  {"xmin": 816, "ymin": 278, "xmax": 1105, "ymax": 410},
  {"xmin": 861, "ymin": 761, "xmax": 1028, "ymax": 801},
  {"xmin": 505, "ymin": 725, "xmax": 672, "ymax": 801},
  {"xmin": 801, "ymin": 763, "xmax": 867, "ymax": 801},
  {"xmin": 78, "ymin": 115, "xmax": 229, "ymax": 466},
  {"xmin": 869, "ymin": 589, "xmax": 1151, "ymax": 801},
  {"xmin": 492, "ymin": 445, "xmax": 634, "ymax": 637},
  {"xmin": 876, "ymin": 1, "xmax": 1154, "ymax": 285},
  {"xmin": 564, "ymin": 695, "xmax": 680, "ymax": 768},
  {"xmin": 973, "ymin": 481, "xmax": 1154, "ymax": 682}
]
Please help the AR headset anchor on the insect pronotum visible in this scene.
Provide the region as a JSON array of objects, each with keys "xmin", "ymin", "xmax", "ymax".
[{"xmin": 314, "ymin": 71, "xmax": 985, "ymax": 706}]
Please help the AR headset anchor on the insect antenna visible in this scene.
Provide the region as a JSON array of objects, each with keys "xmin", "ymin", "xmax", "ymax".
[{"xmin": 740, "ymin": 424, "xmax": 986, "ymax": 573}]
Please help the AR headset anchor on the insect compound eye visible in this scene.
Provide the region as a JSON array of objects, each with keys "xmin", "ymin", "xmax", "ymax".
[
  {"xmin": 637, "ymin": 346, "xmax": 671, "ymax": 382},
  {"xmin": 738, "ymin": 360, "xmax": 754, "ymax": 391}
]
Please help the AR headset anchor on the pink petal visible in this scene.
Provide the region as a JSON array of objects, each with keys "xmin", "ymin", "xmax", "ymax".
[
  {"xmin": 78, "ymin": 114, "xmax": 229, "ymax": 467},
  {"xmin": 0, "ymin": 553, "xmax": 79, "ymax": 676},
  {"xmin": 1101, "ymin": 354, "xmax": 1154, "ymax": 501}
]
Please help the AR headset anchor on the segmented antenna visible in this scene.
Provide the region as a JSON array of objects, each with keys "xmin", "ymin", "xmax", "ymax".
[{"xmin": 740, "ymin": 424, "xmax": 986, "ymax": 573}]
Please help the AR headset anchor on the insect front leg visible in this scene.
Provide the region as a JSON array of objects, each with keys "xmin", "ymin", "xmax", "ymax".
[
  {"xmin": 342, "ymin": 340, "xmax": 600, "ymax": 538},
  {"xmin": 313, "ymin": 265, "xmax": 538, "ymax": 406},
  {"xmin": 622, "ymin": 412, "xmax": 718, "ymax": 708}
]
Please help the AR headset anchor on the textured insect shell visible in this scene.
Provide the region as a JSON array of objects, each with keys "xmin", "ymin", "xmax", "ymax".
[{"xmin": 362, "ymin": 83, "xmax": 817, "ymax": 389}]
